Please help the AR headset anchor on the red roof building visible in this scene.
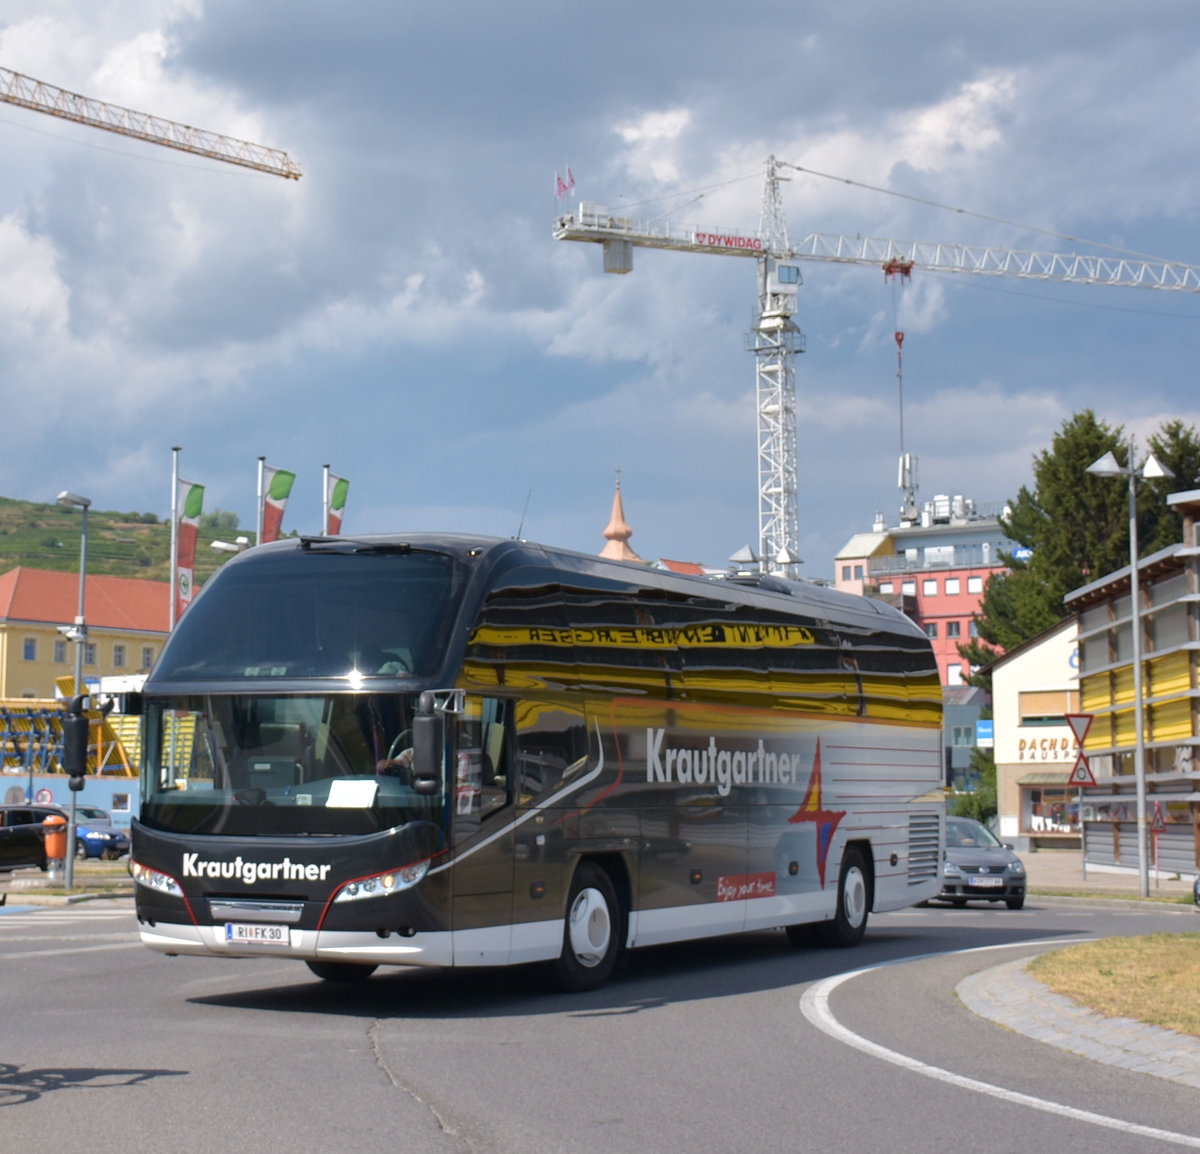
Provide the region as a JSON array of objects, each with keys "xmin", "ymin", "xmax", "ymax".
[{"xmin": 0, "ymin": 567, "xmax": 169, "ymax": 699}]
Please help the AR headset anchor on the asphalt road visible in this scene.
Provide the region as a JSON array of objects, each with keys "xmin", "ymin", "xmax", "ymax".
[{"xmin": 2, "ymin": 896, "xmax": 1198, "ymax": 1153}]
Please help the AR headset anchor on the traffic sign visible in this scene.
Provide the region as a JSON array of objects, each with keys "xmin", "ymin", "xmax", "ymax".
[
  {"xmin": 1152, "ymin": 802, "xmax": 1166, "ymax": 832},
  {"xmin": 1064, "ymin": 713, "xmax": 1093, "ymax": 744},
  {"xmin": 1064, "ymin": 713, "xmax": 1097, "ymax": 786},
  {"xmin": 1068, "ymin": 758, "xmax": 1097, "ymax": 787}
]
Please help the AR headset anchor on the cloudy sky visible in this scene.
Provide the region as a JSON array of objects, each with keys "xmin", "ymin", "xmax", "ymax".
[{"xmin": 0, "ymin": 1, "xmax": 1197, "ymax": 578}]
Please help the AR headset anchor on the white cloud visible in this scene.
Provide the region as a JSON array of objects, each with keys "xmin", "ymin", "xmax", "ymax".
[
  {"xmin": 0, "ymin": 3, "xmax": 1195, "ymax": 578},
  {"xmin": 614, "ymin": 107, "xmax": 693, "ymax": 183},
  {"xmin": 0, "ymin": 214, "xmax": 69, "ymax": 339}
]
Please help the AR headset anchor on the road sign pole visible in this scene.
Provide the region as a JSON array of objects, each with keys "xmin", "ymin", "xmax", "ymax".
[{"xmin": 1079, "ymin": 786, "xmax": 1087, "ymax": 881}]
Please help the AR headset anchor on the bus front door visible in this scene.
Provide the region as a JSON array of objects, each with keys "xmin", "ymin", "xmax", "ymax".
[{"xmin": 448, "ymin": 697, "xmax": 515, "ymax": 965}]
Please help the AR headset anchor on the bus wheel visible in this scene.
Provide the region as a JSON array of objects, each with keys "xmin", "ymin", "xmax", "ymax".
[
  {"xmin": 814, "ymin": 846, "xmax": 870, "ymax": 948},
  {"xmin": 305, "ymin": 960, "xmax": 378, "ymax": 982},
  {"xmin": 552, "ymin": 863, "xmax": 620, "ymax": 992}
]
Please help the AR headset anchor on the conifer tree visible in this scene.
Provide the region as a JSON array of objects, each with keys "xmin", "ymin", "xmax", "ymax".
[{"xmin": 959, "ymin": 411, "xmax": 1200, "ymax": 681}]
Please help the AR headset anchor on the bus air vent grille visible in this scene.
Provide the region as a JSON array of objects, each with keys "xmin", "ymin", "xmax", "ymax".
[{"xmin": 907, "ymin": 814, "xmax": 940, "ymax": 883}]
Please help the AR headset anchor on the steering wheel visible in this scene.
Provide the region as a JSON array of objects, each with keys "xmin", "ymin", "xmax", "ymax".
[{"xmin": 387, "ymin": 729, "xmax": 413, "ymax": 761}]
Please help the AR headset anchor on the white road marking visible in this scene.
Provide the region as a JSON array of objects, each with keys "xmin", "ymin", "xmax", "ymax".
[
  {"xmin": 0, "ymin": 941, "xmax": 143, "ymax": 960},
  {"xmin": 799, "ymin": 939, "xmax": 1200, "ymax": 1149}
]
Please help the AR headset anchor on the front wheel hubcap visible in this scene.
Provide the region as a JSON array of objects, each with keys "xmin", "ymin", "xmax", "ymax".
[
  {"xmin": 843, "ymin": 867, "xmax": 867, "ymax": 928},
  {"xmin": 567, "ymin": 887, "xmax": 611, "ymax": 967}
]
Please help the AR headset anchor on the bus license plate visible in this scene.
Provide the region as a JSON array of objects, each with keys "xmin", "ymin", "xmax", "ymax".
[
  {"xmin": 225, "ymin": 922, "xmax": 290, "ymax": 946},
  {"xmin": 968, "ymin": 877, "xmax": 1003, "ymax": 888}
]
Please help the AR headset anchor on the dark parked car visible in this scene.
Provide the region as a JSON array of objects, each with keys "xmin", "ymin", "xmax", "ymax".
[
  {"xmin": 0, "ymin": 803, "xmax": 129, "ymax": 870},
  {"xmin": 0, "ymin": 804, "xmax": 50, "ymax": 872},
  {"xmin": 938, "ymin": 817, "xmax": 1026, "ymax": 909}
]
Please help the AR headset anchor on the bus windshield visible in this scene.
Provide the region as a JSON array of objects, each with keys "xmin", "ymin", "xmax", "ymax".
[
  {"xmin": 152, "ymin": 548, "xmax": 465, "ymax": 683},
  {"xmin": 139, "ymin": 693, "xmax": 445, "ymax": 838}
]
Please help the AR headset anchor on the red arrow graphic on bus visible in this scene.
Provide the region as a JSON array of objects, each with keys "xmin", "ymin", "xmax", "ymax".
[{"xmin": 786, "ymin": 740, "xmax": 845, "ymax": 887}]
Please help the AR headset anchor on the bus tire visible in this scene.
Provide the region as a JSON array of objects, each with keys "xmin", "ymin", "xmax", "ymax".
[
  {"xmin": 813, "ymin": 846, "xmax": 870, "ymax": 948},
  {"xmin": 552, "ymin": 862, "xmax": 620, "ymax": 992},
  {"xmin": 305, "ymin": 960, "xmax": 378, "ymax": 982}
]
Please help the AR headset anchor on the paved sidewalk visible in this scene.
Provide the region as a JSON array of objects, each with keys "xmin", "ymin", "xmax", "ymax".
[{"xmin": 1022, "ymin": 848, "xmax": 1197, "ymax": 900}]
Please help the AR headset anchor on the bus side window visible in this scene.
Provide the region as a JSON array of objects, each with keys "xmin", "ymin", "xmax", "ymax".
[{"xmin": 514, "ymin": 702, "xmax": 587, "ymax": 801}]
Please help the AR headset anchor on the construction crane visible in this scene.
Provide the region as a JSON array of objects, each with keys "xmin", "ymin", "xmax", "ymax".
[
  {"xmin": 553, "ymin": 156, "xmax": 1200, "ymax": 575},
  {"xmin": 0, "ymin": 65, "xmax": 300, "ymax": 179}
]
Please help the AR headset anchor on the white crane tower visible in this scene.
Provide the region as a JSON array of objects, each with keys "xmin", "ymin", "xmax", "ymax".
[
  {"xmin": 0, "ymin": 65, "xmax": 300, "ymax": 179},
  {"xmin": 553, "ymin": 156, "xmax": 1200, "ymax": 575}
]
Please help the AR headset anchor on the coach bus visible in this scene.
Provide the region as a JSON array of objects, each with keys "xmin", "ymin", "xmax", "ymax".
[{"xmin": 130, "ymin": 534, "xmax": 944, "ymax": 990}]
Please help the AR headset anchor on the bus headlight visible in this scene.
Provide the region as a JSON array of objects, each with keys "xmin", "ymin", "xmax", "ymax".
[
  {"xmin": 333, "ymin": 860, "xmax": 429, "ymax": 904},
  {"xmin": 130, "ymin": 860, "xmax": 184, "ymax": 898}
]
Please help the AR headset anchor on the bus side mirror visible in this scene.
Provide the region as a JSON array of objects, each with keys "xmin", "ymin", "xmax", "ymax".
[
  {"xmin": 411, "ymin": 692, "xmax": 441, "ymax": 796},
  {"xmin": 62, "ymin": 695, "xmax": 89, "ymax": 791}
]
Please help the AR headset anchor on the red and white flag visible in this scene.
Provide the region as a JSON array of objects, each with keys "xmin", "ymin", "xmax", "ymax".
[
  {"xmin": 555, "ymin": 172, "xmax": 569, "ymax": 199},
  {"xmin": 174, "ymin": 478, "xmax": 204, "ymax": 622},
  {"xmin": 260, "ymin": 464, "xmax": 296, "ymax": 543}
]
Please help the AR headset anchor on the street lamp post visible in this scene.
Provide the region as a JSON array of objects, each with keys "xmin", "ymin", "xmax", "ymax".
[
  {"xmin": 1086, "ymin": 441, "xmax": 1172, "ymax": 899},
  {"xmin": 56, "ymin": 490, "xmax": 91, "ymax": 891}
]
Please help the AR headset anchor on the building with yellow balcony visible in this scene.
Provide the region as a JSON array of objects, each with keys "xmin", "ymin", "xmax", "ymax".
[{"xmin": 1065, "ymin": 489, "xmax": 1200, "ymax": 877}]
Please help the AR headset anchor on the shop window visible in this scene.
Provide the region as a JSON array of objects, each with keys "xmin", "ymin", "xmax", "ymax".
[{"xmin": 1026, "ymin": 788, "xmax": 1078, "ymax": 833}]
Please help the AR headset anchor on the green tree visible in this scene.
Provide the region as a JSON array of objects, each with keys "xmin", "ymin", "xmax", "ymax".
[
  {"xmin": 200, "ymin": 509, "xmax": 240, "ymax": 532},
  {"xmin": 1143, "ymin": 418, "xmax": 1200, "ymax": 553},
  {"xmin": 959, "ymin": 411, "xmax": 1200, "ymax": 681}
]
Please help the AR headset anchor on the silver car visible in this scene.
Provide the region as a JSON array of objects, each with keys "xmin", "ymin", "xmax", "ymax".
[{"xmin": 939, "ymin": 817, "xmax": 1026, "ymax": 910}]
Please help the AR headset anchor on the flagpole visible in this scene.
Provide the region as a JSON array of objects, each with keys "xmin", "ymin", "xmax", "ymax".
[
  {"xmin": 169, "ymin": 446, "xmax": 181, "ymax": 630},
  {"xmin": 323, "ymin": 463, "xmax": 330, "ymax": 535},
  {"xmin": 256, "ymin": 456, "xmax": 265, "ymax": 546}
]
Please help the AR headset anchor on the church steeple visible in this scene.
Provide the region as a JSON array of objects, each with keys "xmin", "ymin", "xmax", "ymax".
[{"xmin": 600, "ymin": 469, "xmax": 642, "ymax": 562}]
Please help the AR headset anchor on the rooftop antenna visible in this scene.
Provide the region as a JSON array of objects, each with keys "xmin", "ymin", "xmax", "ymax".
[
  {"xmin": 884, "ymin": 259, "xmax": 918, "ymax": 523},
  {"xmin": 515, "ymin": 489, "xmax": 532, "ymax": 539}
]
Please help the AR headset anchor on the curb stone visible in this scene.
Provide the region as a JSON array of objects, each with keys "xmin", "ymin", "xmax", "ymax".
[{"xmin": 958, "ymin": 955, "xmax": 1200, "ymax": 1089}]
